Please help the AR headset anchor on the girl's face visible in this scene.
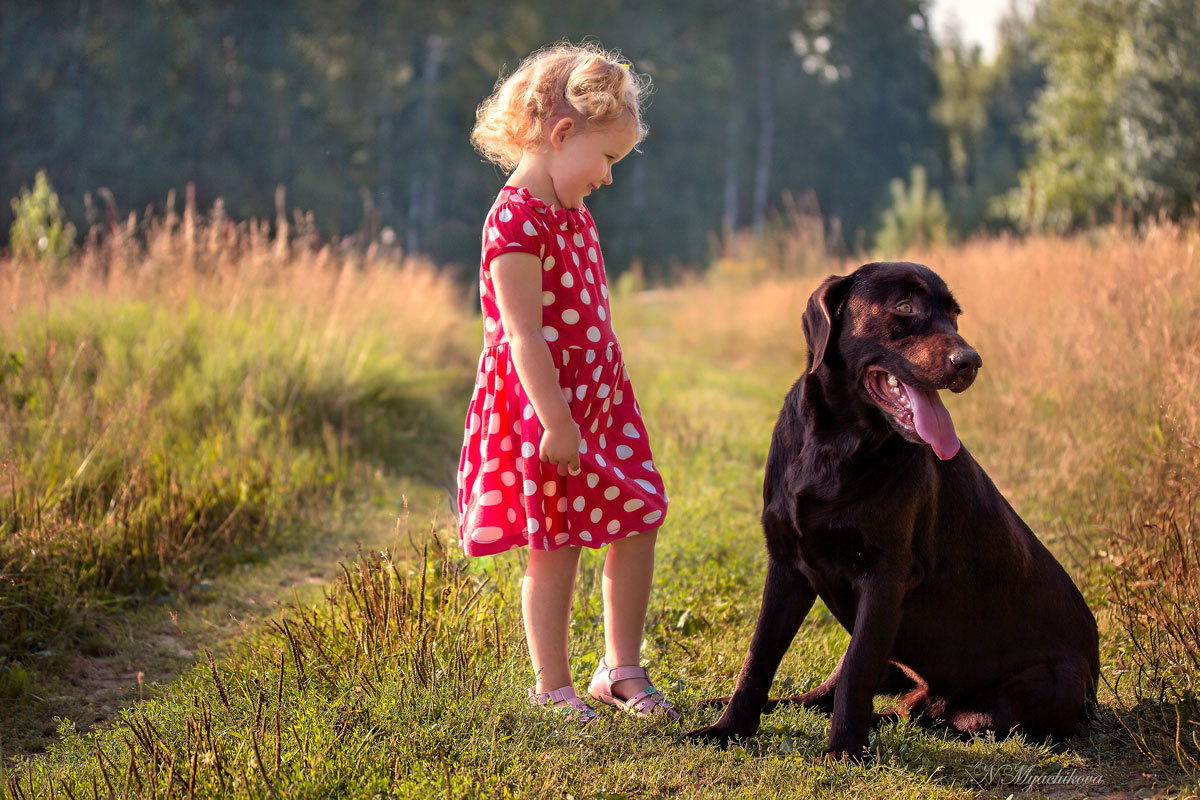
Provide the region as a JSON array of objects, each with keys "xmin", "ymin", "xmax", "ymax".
[{"xmin": 547, "ymin": 115, "xmax": 639, "ymax": 209}]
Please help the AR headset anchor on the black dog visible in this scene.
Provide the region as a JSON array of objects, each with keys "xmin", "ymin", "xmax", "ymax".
[{"xmin": 688, "ymin": 261, "xmax": 1099, "ymax": 760}]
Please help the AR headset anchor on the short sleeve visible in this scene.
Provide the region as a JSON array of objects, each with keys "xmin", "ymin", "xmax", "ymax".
[{"xmin": 482, "ymin": 201, "xmax": 547, "ymax": 269}]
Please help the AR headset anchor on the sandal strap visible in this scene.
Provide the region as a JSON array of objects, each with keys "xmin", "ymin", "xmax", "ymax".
[
  {"xmin": 529, "ymin": 685, "xmax": 598, "ymax": 720},
  {"xmin": 602, "ymin": 664, "xmax": 650, "ymax": 683},
  {"xmin": 623, "ymin": 684, "xmax": 674, "ymax": 715}
]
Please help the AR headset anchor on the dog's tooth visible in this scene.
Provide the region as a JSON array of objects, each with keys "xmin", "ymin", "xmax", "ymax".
[{"xmin": 887, "ymin": 374, "xmax": 899, "ymax": 387}]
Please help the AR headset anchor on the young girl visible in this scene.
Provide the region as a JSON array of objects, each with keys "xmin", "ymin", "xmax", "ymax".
[{"xmin": 457, "ymin": 43, "xmax": 677, "ymax": 723}]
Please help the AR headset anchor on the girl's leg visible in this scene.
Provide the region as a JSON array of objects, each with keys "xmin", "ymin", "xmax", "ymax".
[
  {"xmin": 523, "ymin": 544, "xmax": 583, "ymax": 692},
  {"xmin": 602, "ymin": 529, "xmax": 659, "ymax": 699}
]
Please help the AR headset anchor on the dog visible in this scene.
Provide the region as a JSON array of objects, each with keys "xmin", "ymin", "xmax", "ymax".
[{"xmin": 687, "ymin": 261, "xmax": 1099, "ymax": 760}]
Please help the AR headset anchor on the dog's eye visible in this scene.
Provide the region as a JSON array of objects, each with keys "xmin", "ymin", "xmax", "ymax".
[{"xmin": 895, "ymin": 301, "xmax": 914, "ymax": 314}]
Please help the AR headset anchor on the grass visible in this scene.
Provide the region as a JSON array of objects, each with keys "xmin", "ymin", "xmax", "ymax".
[{"xmin": 3, "ymin": 208, "xmax": 1200, "ymax": 797}]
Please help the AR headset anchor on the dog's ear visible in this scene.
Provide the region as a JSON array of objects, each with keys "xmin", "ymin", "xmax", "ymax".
[{"xmin": 803, "ymin": 274, "xmax": 854, "ymax": 374}]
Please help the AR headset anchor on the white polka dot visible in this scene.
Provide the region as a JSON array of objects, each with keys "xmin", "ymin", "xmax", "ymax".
[
  {"xmin": 579, "ymin": 440, "xmax": 588, "ymax": 454},
  {"xmin": 462, "ymin": 459, "xmax": 473, "ymax": 477},
  {"xmin": 480, "ymin": 490, "xmax": 503, "ymax": 506},
  {"xmin": 483, "ymin": 458, "xmax": 500, "ymax": 472},
  {"xmin": 575, "ymin": 385, "xmax": 588, "ymax": 401},
  {"xmin": 585, "ymin": 350, "xmax": 596, "ymax": 363},
  {"xmin": 599, "ymin": 434, "xmax": 607, "ymax": 449},
  {"xmin": 572, "ymin": 251, "xmax": 580, "ymax": 266},
  {"xmin": 614, "ymin": 467, "xmax": 625, "ymax": 479},
  {"xmin": 470, "ymin": 526, "xmax": 504, "ymax": 544},
  {"xmin": 588, "ymin": 247, "xmax": 597, "ymax": 262},
  {"xmin": 585, "ymin": 270, "xmax": 594, "ymax": 285},
  {"xmin": 469, "ymin": 414, "xmax": 481, "ymax": 434},
  {"xmin": 643, "ymin": 510, "xmax": 662, "ymax": 525},
  {"xmin": 587, "ymin": 473, "xmax": 600, "ymax": 488},
  {"xmin": 544, "ymin": 480, "xmax": 557, "ymax": 496},
  {"xmin": 488, "ymin": 414, "xmax": 500, "ymax": 434},
  {"xmin": 522, "ymin": 220, "xmax": 537, "ymax": 237},
  {"xmin": 521, "ymin": 442, "xmax": 535, "ymax": 458},
  {"xmin": 557, "ymin": 497, "xmax": 567, "ymax": 513},
  {"xmin": 573, "ymin": 232, "xmax": 585, "ymax": 247},
  {"xmin": 501, "ymin": 471, "xmax": 517, "ymax": 486},
  {"xmin": 524, "ymin": 480, "xmax": 537, "ymax": 496},
  {"xmin": 485, "ymin": 356, "xmax": 495, "ymax": 371},
  {"xmin": 607, "ymin": 519, "xmax": 620, "ymax": 534},
  {"xmin": 573, "ymin": 497, "xmax": 586, "ymax": 512},
  {"xmin": 624, "ymin": 499, "xmax": 644, "ymax": 512},
  {"xmin": 604, "ymin": 486, "xmax": 619, "ymax": 501},
  {"xmin": 596, "ymin": 384, "xmax": 611, "ymax": 399},
  {"xmin": 586, "ymin": 326, "xmax": 600, "ymax": 342},
  {"xmin": 488, "ymin": 227, "xmax": 499, "ymax": 241},
  {"xmin": 578, "ymin": 531, "xmax": 593, "ymax": 543},
  {"xmin": 523, "ymin": 404, "xmax": 534, "ymax": 420},
  {"xmin": 598, "ymin": 306, "xmax": 607, "ymax": 321},
  {"xmin": 542, "ymin": 326, "xmax": 559, "ymax": 342},
  {"xmin": 480, "ymin": 280, "xmax": 487, "ymax": 296},
  {"xmin": 542, "ymin": 291, "xmax": 555, "ymax": 306},
  {"xmin": 622, "ymin": 423, "xmax": 640, "ymax": 438},
  {"xmin": 635, "ymin": 479, "xmax": 656, "ymax": 494},
  {"xmin": 615, "ymin": 390, "xmax": 624, "ymax": 405},
  {"xmin": 498, "ymin": 208, "xmax": 513, "ymax": 222},
  {"xmin": 555, "ymin": 532, "xmax": 570, "ymax": 546},
  {"xmin": 616, "ymin": 445, "xmax": 633, "ymax": 460},
  {"xmin": 557, "ymin": 234, "xmax": 566, "ymax": 249},
  {"xmin": 580, "ymin": 288, "xmax": 591, "ymax": 304},
  {"xmin": 601, "ymin": 284, "xmax": 609, "ymax": 299},
  {"xmin": 484, "ymin": 317, "xmax": 497, "ymax": 333},
  {"xmin": 595, "ymin": 454, "xmax": 607, "ymax": 467},
  {"xmin": 508, "ymin": 508, "xmax": 517, "ymax": 523},
  {"xmin": 562, "ymin": 309, "xmax": 580, "ymax": 324},
  {"xmin": 592, "ymin": 366, "xmax": 602, "ymax": 381},
  {"xmin": 561, "ymin": 386, "xmax": 572, "ymax": 403},
  {"xmin": 543, "ymin": 255, "xmax": 556, "ymax": 271},
  {"xmin": 602, "ymin": 399, "xmax": 611, "ymax": 413},
  {"xmin": 527, "ymin": 517, "xmax": 539, "ymax": 533},
  {"xmin": 641, "ymin": 460, "xmax": 655, "ymax": 471},
  {"xmin": 561, "ymin": 272, "xmax": 575, "ymax": 288},
  {"xmin": 590, "ymin": 508, "xmax": 602, "ymax": 523},
  {"xmin": 501, "ymin": 436, "xmax": 513, "ymax": 451}
]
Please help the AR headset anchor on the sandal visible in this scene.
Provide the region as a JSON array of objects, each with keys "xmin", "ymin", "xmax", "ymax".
[
  {"xmin": 528, "ymin": 684, "xmax": 599, "ymax": 724},
  {"xmin": 587, "ymin": 659, "xmax": 682, "ymax": 721}
]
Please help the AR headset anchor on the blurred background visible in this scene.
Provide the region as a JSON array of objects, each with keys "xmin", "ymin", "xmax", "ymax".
[{"xmin": 3, "ymin": 0, "xmax": 1197, "ymax": 280}]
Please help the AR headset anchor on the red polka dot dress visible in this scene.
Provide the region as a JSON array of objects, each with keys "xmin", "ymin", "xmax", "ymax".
[{"xmin": 457, "ymin": 186, "xmax": 669, "ymax": 557}]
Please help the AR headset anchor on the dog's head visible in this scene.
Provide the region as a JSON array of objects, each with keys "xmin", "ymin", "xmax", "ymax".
[{"xmin": 803, "ymin": 261, "xmax": 981, "ymax": 460}]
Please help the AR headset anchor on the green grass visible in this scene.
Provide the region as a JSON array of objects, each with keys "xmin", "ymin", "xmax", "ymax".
[
  {"xmin": 6, "ymin": 226, "xmax": 1200, "ymax": 797},
  {"xmin": 3, "ymin": 292, "xmax": 1169, "ymax": 799}
]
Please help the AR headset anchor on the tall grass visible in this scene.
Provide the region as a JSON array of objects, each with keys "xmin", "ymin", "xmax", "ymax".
[
  {"xmin": 5, "ymin": 209, "xmax": 1200, "ymax": 795},
  {"xmin": 0, "ymin": 191, "xmax": 473, "ymax": 688}
]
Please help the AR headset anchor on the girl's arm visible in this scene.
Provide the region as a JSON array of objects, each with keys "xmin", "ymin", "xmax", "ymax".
[{"xmin": 491, "ymin": 251, "xmax": 581, "ymax": 473}]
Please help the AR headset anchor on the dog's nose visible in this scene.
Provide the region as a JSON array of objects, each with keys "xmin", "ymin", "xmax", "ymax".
[{"xmin": 949, "ymin": 348, "xmax": 982, "ymax": 372}]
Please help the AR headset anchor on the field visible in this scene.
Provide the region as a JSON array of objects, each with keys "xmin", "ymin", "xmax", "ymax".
[{"xmin": 2, "ymin": 211, "xmax": 1199, "ymax": 798}]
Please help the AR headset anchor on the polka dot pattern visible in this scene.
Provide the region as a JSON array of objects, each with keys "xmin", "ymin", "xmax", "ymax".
[{"xmin": 457, "ymin": 186, "xmax": 668, "ymax": 557}]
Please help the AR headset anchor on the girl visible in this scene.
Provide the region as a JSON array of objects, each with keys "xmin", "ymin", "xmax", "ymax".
[{"xmin": 457, "ymin": 43, "xmax": 678, "ymax": 723}]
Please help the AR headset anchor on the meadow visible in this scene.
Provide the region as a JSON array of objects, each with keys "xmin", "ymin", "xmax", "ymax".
[{"xmin": 2, "ymin": 203, "xmax": 1198, "ymax": 798}]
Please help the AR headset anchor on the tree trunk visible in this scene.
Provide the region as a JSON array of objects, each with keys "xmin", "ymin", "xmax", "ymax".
[{"xmin": 752, "ymin": 45, "xmax": 775, "ymax": 233}]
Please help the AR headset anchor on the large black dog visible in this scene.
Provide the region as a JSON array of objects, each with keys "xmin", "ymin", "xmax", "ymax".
[{"xmin": 688, "ymin": 261, "xmax": 1099, "ymax": 760}]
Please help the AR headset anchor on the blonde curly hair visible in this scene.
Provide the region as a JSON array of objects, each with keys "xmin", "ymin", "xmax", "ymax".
[{"xmin": 471, "ymin": 43, "xmax": 650, "ymax": 171}]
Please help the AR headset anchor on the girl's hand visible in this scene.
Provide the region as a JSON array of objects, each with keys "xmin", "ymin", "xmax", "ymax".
[{"xmin": 539, "ymin": 421, "xmax": 581, "ymax": 474}]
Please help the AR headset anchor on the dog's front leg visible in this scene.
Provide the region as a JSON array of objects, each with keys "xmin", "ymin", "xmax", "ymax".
[
  {"xmin": 824, "ymin": 574, "xmax": 906, "ymax": 760},
  {"xmin": 687, "ymin": 557, "xmax": 816, "ymax": 746}
]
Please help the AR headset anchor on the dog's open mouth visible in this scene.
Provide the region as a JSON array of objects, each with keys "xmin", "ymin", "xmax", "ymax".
[{"xmin": 864, "ymin": 367, "xmax": 961, "ymax": 460}]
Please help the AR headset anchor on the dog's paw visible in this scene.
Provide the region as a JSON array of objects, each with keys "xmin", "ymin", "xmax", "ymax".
[
  {"xmin": 821, "ymin": 741, "xmax": 871, "ymax": 763},
  {"xmin": 685, "ymin": 723, "xmax": 751, "ymax": 748},
  {"xmin": 696, "ymin": 695, "xmax": 733, "ymax": 710}
]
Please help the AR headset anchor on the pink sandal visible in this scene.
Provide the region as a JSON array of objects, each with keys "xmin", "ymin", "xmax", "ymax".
[
  {"xmin": 587, "ymin": 659, "xmax": 682, "ymax": 721},
  {"xmin": 528, "ymin": 685, "xmax": 599, "ymax": 724}
]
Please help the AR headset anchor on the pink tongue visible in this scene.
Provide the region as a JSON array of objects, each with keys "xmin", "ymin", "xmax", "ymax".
[{"xmin": 901, "ymin": 382, "xmax": 960, "ymax": 460}]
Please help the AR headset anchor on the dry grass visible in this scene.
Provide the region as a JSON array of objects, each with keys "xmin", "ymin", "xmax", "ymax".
[{"xmin": 0, "ymin": 191, "xmax": 474, "ymax": 711}]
